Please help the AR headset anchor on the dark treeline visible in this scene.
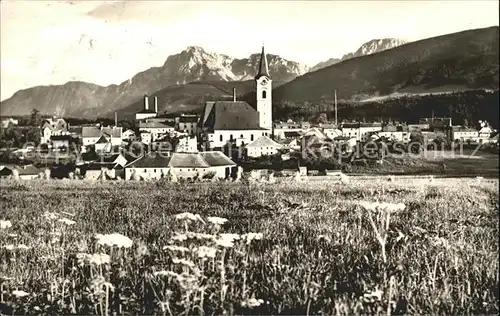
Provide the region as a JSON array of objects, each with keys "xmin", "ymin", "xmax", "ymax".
[{"xmin": 274, "ymin": 90, "xmax": 499, "ymax": 127}]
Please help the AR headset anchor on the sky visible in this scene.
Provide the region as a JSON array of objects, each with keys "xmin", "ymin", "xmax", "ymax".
[{"xmin": 1, "ymin": 0, "xmax": 498, "ymax": 101}]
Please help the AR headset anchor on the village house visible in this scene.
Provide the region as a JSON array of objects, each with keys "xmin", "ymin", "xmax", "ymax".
[
  {"xmin": 122, "ymin": 129, "xmax": 136, "ymax": 142},
  {"xmin": 80, "ymin": 163, "xmax": 120, "ymax": 181},
  {"xmin": 199, "ymin": 45, "xmax": 272, "ymax": 150},
  {"xmin": 175, "ymin": 135, "xmax": 198, "ymax": 153},
  {"xmin": 81, "ymin": 126, "xmax": 122, "ymax": 149},
  {"xmin": 419, "ymin": 117, "xmax": 452, "ymax": 131},
  {"xmin": 51, "ymin": 135, "xmax": 78, "ymax": 151},
  {"xmin": 319, "ymin": 123, "xmax": 342, "ymax": 139},
  {"xmin": 138, "ymin": 120, "xmax": 175, "ymax": 142},
  {"xmin": 245, "ymin": 135, "xmax": 283, "ymax": 158},
  {"xmin": 0, "ymin": 164, "xmax": 44, "ymax": 180},
  {"xmin": 40, "ymin": 117, "xmax": 69, "ymax": 144},
  {"xmin": 135, "ymin": 95, "xmax": 159, "ymax": 121},
  {"xmin": 140, "ymin": 131, "xmax": 152, "ymax": 145},
  {"xmin": 477, "ymin": 121, "xmax": 496, "ymax": 142},
  {"xmin": 124, "ymin": 151, "xmax": 236, "ymax": 181},
  {"xmin": 94, "ymin": 135, "xmax": 113, "ymax": 153},
  {"xmin": 2, "ymin": 118, "xmax": 19, "ymax": 128},
  {"xmin": 378, "ymin": 123, "xmax": 411, "ymax": 143},
  {"xmin": 273, "ymin": 121, "xmax": 303, "ymax": 139},
  {"xmin": 341, "ymin": 122, "xmax": 382, "ymax": 142},
  {"xmin": 175, "ymin": 115, "xmax": 199, "ymax": 135},
  {"xmin": 451, "ymin": 126, "xmax": 478, "ymax": 142}
]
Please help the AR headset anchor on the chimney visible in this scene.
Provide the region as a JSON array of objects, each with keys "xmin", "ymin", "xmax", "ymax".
[
  {"xmin": 154, "ymin": 96, "xmax": 158, "ymax": 113},
  {"xmin": 114, "ymin": 112, "xmax": 118, "ymax": 127},
  {"xmin": 144, "ymin": 94, "xmax": 149, "ymax": 110},
  {"xmin": 233, "ymin": 87, "xmax": 236, "ymax": 102}
]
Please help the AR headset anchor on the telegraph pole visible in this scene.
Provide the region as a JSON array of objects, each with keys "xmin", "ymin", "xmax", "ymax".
[{"xmin": 334, "ymin": 89, "xmax": 338, "ymax": 126}]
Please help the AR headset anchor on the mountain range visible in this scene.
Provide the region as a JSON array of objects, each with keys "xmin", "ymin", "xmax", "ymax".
[
  {"xmin": 271, "ymin": 26, "xmax": 499, "ymax": 105},
  {"xmin": 0, "ymin": 47, "xmax": 308, "ymax": 118},
  {"xmin": 309, "ymin": 38, "xmax": 407, "ymax": 72},
  {"xmin": 0, "ymin": 26, "xmax": 498, "ymax": 120}
]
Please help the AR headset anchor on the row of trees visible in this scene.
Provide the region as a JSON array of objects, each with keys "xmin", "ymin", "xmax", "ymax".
[{"xmin": 273, "ymin": 90, "xmax": 499, "ymax": 128}]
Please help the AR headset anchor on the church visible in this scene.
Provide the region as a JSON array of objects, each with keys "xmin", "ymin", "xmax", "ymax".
[{"xmin": 199, "ymin": 45, "xmax": 273, "ymax": 150}]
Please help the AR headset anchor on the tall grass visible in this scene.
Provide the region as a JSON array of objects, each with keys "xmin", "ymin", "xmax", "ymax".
[{"xmin": 0, "ymin": 178, "xmax": 498, "ymax": 315}]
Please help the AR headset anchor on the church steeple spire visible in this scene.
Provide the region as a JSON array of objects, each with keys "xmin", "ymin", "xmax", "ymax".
[{"xmin": 255, "ymin": 43, "xmax": 270, "ymax": 79}]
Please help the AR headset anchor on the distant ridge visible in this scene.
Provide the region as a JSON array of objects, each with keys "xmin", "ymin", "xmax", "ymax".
[{"xmin": 272, "ymin": 26, "xmax": 499, "ymax": 104}]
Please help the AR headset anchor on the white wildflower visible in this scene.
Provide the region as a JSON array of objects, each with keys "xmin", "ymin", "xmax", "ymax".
[
  {"xmin": 215, "ymin": 238, "xmax": 234, "ymax": 248},
  {"xmin": 4, "ymin": 244, "xmax": 15, "ymax": 251},
  {"xmin": 215, "ymin": 233, "xmax": 240, "ymax": 248},
  {"xmin": 188, "ymin": 232, "xmax": 216, "ymax": 240},
  {"xmin": 89, "ymin": 253, "xmax": 111, "ymax": 265},
  {"xmin": 170, "ymin": 232, "xmax": 188, "ymax": 242},
  {"xmin": 174, "ymin": 212, "xmax": 205, "ymax": 223},
  {"xmin": 193, "ymin": 246, "xmax": 218, "ymax": 258},
  {"xmin": 172, "ymin": 258, "xmax": 195, "ymax": 268},
  {"xmin": 242, "ymin": 232, "xmax": 264, "ymax": 244},
  {"xmin": 207, "ymin": 216, "xmax": 228, "ymax": 225},
  {"xmin": 58, "ymin": 218, "xmax": 76, "ymax": 225},
  {"xmin": 359, "ymin": 201, "xmax": 406, "ymax": 213},
  {"xmin": 317, "ymin": 234, "xmax": 332, "ymax": 242},
  {"xmin": 220, "ymin": 233, "xmax": 240, "ymax": 241},
  {"xmin": 16, "ymin": 244, "xmax": 31, "ymax": 250},
  {"xmin": 12, "ymin": 290, "xmax": 29, "ymax": 298},
  {"xmin": 153, "ymin": 270, "xmax": 179, "ymax": 278},
  {"xmin": 241, "ymin": 297, "xmax": 264, "ymax": 308},
  {"xmin": 8, "ymin": 233, "xmax": 18, "ymax": 237},
  {"xmin": 0, "ymin": 220, "xmax": 12, "ymax": 229},
  {"xmin": 163, "ymin": 245, "xmax": 190, "ymax": 253},
  {"xmin": 95, "ymin": 233, "xmax": 133, "ymax": 248},
  {"xmin": 396, "ymin": 231, "xmax": 406, "ymax": 243}
]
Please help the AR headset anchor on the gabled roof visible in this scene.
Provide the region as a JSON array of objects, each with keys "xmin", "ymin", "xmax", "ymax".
[
  {"xmin": 283, "ymin": 131, "xmax": 303, "ymax": 138},
  {"xmin": 452, "ymin": 126, "xmax": 478, "ymax": 132},
  {"xmin": 178, "ymin": 115, "xmax": 199, "ymax": 123},
  {"xmin": 246, "ymin": 135, "xmax": 283, "ymax": 148},
  {"xmin": 127, "ymin": 151, "xmax": 235, "ymax": 168},
  {"xmin": 82, "ymin": 126, "xmax": 122, "ymax": 138},
  {"xmin": 96, "ymin": 135, "xmax": 110, "ymax": 144},
  {"xmin": 138, "ymin": 121, "xmax": 175, "ymax": 129},
  {"xmin": 303, "ymin": 127, "xmax": 328, "ymax": 139},
  {"xmin": 199, "ymin": 151, "xmax": 236, "ymax": 167},
  {"xmin": 200, "ymin": 101, "xmax": 262, "ymax": 131},
  {"xmin": 6, "ymin": 164, "xmax": 43, "ymax": 176}
]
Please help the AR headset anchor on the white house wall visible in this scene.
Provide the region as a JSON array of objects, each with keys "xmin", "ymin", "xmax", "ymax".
[
  {"xmin": 207, "ymin": 130, "xmax": 270, "ymax": 148},
  {"xmin": 125, "ymin": 165, "xmax": 234, "ymax": 180}
]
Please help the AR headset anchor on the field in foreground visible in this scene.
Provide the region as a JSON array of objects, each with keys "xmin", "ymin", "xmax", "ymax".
[{"xmin": 0, "ymin": 178, "xmax": 498, "ymax": 315}]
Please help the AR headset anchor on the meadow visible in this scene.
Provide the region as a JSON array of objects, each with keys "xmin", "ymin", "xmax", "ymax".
[{"xmin": 0, "ymin": 177, "xmax": 498, "ymax": 315}]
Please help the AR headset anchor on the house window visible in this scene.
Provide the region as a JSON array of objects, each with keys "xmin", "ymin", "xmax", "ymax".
[
  {"xmin": 262, "ymin": 91, "xmax": 267, "ymax": 99},
  {"xmin": 240, "ymin": 134, "xmax": 243, "ymax": 138},
  {"xmin": 251, "ymin": 134, "xmax": 254, "ymax": 141},
  {"xmin": 230, "ymin": 134, "xmax": 233, "ymax": 141},
  {"xmin": 144, "ymin": 169, "xmax": 146, "ymax": 172},
  {"xmin": 220, "ymin": 135, "xmax": 223, "ymax": 142},
  {"xmin": 154, "ymin": 169, "xmax": 156, "ymax": 172}
]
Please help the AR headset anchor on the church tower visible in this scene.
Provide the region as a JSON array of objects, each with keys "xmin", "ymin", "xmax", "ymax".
[{"xmin": 255, "ymin": 44, "xmax": 272, "ymax": 131}]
